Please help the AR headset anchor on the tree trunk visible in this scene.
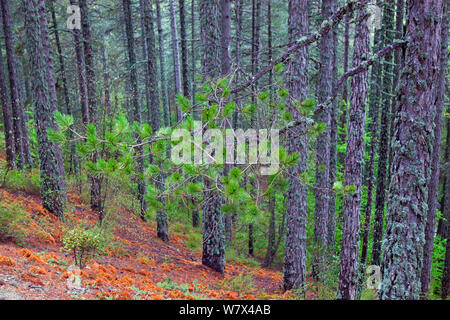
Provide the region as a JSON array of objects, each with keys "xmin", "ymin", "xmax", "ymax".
[
  {"xmin": 371, "ymin": 0, "xmax": 396, "ymax": 266},
  {"xmin": 23, "ymin": 0, "xmax": 66, "ymax": 218},
  {"xmin": 420, "ymin": 0, "xmax": 448, "ymax": 299},
  {"xmin": 1, "ymin": 0, "xmax": 32, "ymax": 168},
  {"xmin": 337, "ymin": 4, "xmax": 370, "ymax": 300},
  {"xmin": 169, "ymin": 0, "xmax": 182, "ymax": 122},
  {"xmin": 337, "ymin": 12, "xmax": 350, "ymax": 167},
  {"xmin": 122, "ymin": 0, "xmax": 147, "ymax": 220},
  {"xmin": 379, "ymin": 0, "xmax": 444, "ymax": 300},
  {"xmin": 155, "ymin": 0, "xmax": 170, "ymax": 127},
  {"xmin": 312, "ymin": 0, "xmax": 334, "ymax": 280},
  {"xmin": 0, "ymin": 32, "xmax": 15, "ymax": 168},
  {"xmin": 360, "ymin": 0, "xmax": 384, "ymax": 267},
  {"xmin": 179, "ymin": 0, "xmax": 189, "ymax": 98},
  {"xmin": 283, "ymin": 0, "xmax": 309, "ymax": 293},
  {"xmin": 200, "ymin": 0, "xmax": 225, "ymax": 274},
  {"xmin": 79, "ymin": 0, "xmax": 103, "ymax": 219},
  {"xmin": 50, "ymin": 0, "xmax": 75, "ymax": 174},
  {"xmin": 70, "ymin": 0, "xmax": 89, "ymax": 127}
]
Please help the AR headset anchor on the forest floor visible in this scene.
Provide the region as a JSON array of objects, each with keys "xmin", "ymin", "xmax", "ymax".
[{"xmin": 0, "ymin": 151, "xmax": 320, "ymax": 300}]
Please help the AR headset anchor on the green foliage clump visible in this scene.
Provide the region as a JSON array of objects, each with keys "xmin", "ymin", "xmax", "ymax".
[
  {"xmin": 0, "ymin": 201, "xmax": 29, "ymax": 245},
  {"xmin": 62, "ymin": 226, "xmax": 106, "ymax": 269},
  {"xmin": 217, "ymin": 272, "xmax": 254, "ymax": 295},
  {"xmin": 1, "ymin": 168, "xmax": 40, "ymax": 195}
]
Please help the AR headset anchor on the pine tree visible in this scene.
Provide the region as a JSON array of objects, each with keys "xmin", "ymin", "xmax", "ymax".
[
  {"xmin": 337, "ymin": 3, "xmax": 370, "ymax": 300},
  {"xmin": 23, "ymin": 0, "xmax": 66, "ymax": 217},
  {"xmin": 379, "ymin": 0, "xmax": 444, "ymax": 300}
]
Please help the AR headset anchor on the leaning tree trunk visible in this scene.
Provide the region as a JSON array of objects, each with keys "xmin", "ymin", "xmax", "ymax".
[
  {"xmin": 420, "ymin": 0, "xmax": 448, "ymax": 299},
  {"xmin": 23, "ymin": 0, "xmax": 66, "ymax": 218},
  {"xmin": 312, "ymin": 0, "xmax": 334, "ymax": 280},
  {"xmin": 379, "ymin": 0, "xmax": 444, "ymax": 300},
  {"xmin": 1, "ymin": 0, "xmax": 32, "ymax": 168},
  {"xmin": 337, "ymin": 4, "xmax": 370, "ymax": 300},
  {"xmin": 0, "ymin": 36, "xmax": 15, "ymax": 168},
  {"xmin": 283, "ymin": 0, "xmax": 309, "ymax": 293}
]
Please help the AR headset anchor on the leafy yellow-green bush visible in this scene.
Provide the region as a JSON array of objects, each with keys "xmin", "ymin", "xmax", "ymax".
[{"xmin": 62, "ymin": 226, "xmax": 106, "ymax": 269}]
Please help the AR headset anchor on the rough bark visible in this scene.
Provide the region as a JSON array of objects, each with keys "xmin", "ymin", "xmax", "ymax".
[
  {"xmin": 155, "ymin": 0, "xmax": 170, "ymax": 127},
  {"xmin": 179, "ymin": 0, "xmax": 189, "ymax": 98},
  {"xmin": 361, "ymin": 0, "xmax": 383, "ymax": 266},
  {"xmin": 312, "ymin": 0, "xmax": 334, "ymax": 279},
  {"xmin": 1, "ymin": 0, "xmax": 32, "ymax": 168},
  {"xmin": 70, "ymin": 0, "xmax": 89, "ymax": 127},
  {"xmin": 169, "ymin": 0, "xmax": 182, "ymax": 122},
  {"xmin": 122, "ymin": 0, "xmax": 147, "ymax": 220},
  {"xmin": 50, "ymin": 0, "xmax": 75, "ymax": 173},
  {"xmin": 338, "ymin": 12, "xmax": 350, "ymax": 166},
  {"xmin": 337, "ymin": 4, "xmax": 370, "ymax": 300},
  {"xmin": 379, "ymin": 0, "xmax": 444, "ymax": 300},
  {"xmin": 0, "ymin": 36, "xmax": 15, "ymax": 168},
  {"xmin": 23, "ymin": 0, "xmax": 66, "ymax": 217},
  {"xmin": 79, "ymin": 0, "xmax": 103, "ymax": 218},
  {"xmin": 371, "ymin": 0, "xmax": 395, "ymax": 266},
  {"xmin": 420, "ymin": 0, "xmax": 448, "ymax": 299},
  {"xmin": 200, "ymin": 0, "xmax": 224, "ymax": 274},
  {"xmin": 283, "ymin": 0, "xmax": 309, "ymax": 293}
]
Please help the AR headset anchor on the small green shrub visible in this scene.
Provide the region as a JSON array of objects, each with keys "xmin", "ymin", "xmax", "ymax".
[
  {"xmin": 217, "ymin": 272, "xmax": 254, "ymax": 295},
  {"xmin": 62, "ymin": 226, "xmax": 106, "ymax": 269},
  {"xmin": 1, "ymin": 168, "xmax": 40, "ymax": 195},
  {"xmin": 0, "ymin": 202, "xmax": 29, "ymax": 244}
]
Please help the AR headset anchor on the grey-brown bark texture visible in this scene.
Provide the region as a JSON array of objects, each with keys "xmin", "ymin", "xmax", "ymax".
[
  {"xmin": 338, "ymin": 12, "xmax": 350, "ymax": 167},
  {"xmin": 155, "ymin": 0, "xmax": 170, "ymax": 127},
  {"xmin": 442, "ymin": 122, "xmax": 450, "ymax": 299},
  {"xmin": 379, "ymin": 0, "xmax": 444, "ymax": 300},
  {"xmin": 50, "ymin": 0, "xmax": 76, "ymax": 173},
  {"xmin": 312, "ymin": 0, "xmax": 334, "ymax": 279},
  {"xmin": 337, "ymin": 4, "xmax": 369, "ymax": 300},
  {"xmin": 0, "ymin": 35, "xmax": 15, "ymax": 168},
  {"xmin": 372, "ymin": 0, "xmax": 395, "ymax": 266},
  {"xmin": 361, "ymin": 0, "xmax": 383, "ymax": 266},
  {"xmin": 122, "ymin": 0, "xmax": 147, "ymax": 221},
  {"xmin": 200, "ymin": 0, "xmax": 225, "ymax": 275},
  {"xmin": 1, "ymin": 0, "xmax": 32, "ymax": 169},
  {"xmin": 420, "ymin": 0, "xmax": 448, "ymax": 298},
  {"xmin": 70, "ymin": 0, "xmax": 89, "ymax": 127},
  {"xmin": 169, "ymin": 0, "xmax": 182, "ymax": 122},
  {"xmin": 79, "ymin": 0, "xmax": 103, "ymax": 218},
  {"xmin": 23, "ymin": 0, "xmax": 66, "ymax": 217},
  {"xmin": 283, "ymin": 0, "xmax": 309, "ymax": 292},
  {"xmin": 179, "ymin": 0, "xmax": 189, "ymax": 98}
]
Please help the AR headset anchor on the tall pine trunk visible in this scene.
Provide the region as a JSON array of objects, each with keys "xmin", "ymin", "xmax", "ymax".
[
  {"xmin": 420, "ymin": 0, "xmax": 448, "ymax": 299},
  {"xmin": 379, "ymin": 0, "xmax": 444, "ymax": 300},
  {"xmin": 23, "ymin": 0, "xmax": 66, "ymax": 218},
  {"xmin": 337, "ymin": 4, "xmax": 370, "ymax": 300},
  {"xmin": 0, "ymin": 35, "xmax": 15, "ymax": 168},
  {"xmin": 312, "ymin": 0, "xmax": 334, "ymax": 279},
  {"xmin": 1, "ymin": 0, "xmax": 32, "ymax": 168},
  {"xmin": 283, "ymin": 0, "xmax": 309, "ymax": 292}
]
